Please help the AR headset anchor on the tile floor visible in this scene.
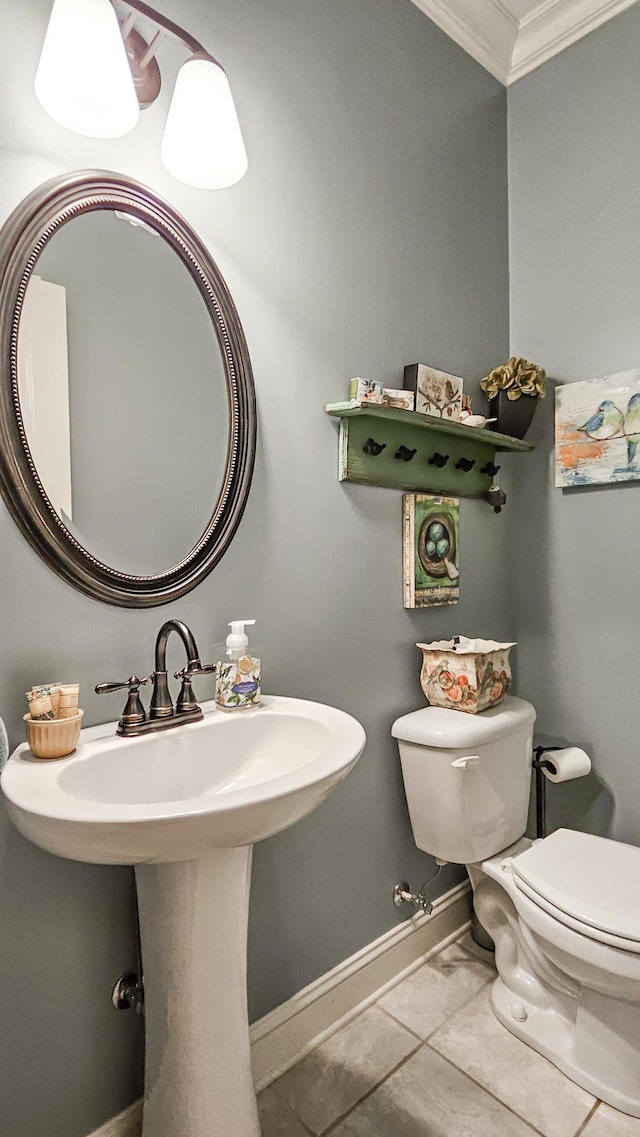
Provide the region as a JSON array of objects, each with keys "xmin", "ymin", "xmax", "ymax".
[{"xmin": 260, "ymin": 933, "xmax": 640, "ymax": 1137}]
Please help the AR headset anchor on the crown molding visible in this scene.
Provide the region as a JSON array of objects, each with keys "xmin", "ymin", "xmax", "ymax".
[
  {"xmin": 410, "ymin": 0, "xmax": 518, "ymax": 85},
  {"xmin": 411, "ymin": 0, "xmax": 638, "ymax": 86},
  {"xmin": 510, "ymin": 0, "xmax": 638, "ymax": 82}
]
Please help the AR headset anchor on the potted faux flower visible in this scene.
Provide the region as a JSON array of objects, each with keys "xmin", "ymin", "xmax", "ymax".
[{"xmin": 480, "ymin": 356, "xmax": 546, "ymax": 439}]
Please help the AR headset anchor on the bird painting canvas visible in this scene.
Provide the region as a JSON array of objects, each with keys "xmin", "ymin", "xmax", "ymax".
[{"xmin": 555, "ymin": 370, "xmax": 640, "ymax": 487}]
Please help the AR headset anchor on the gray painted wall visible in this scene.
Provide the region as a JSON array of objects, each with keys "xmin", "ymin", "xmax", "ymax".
[
  {"xmin": 508, "ymin": 6, "xmax": 640, "ymax": 843},
  {"xmin": 0, "ymin": 1, "xmax": 510, "ymax": 1134}
]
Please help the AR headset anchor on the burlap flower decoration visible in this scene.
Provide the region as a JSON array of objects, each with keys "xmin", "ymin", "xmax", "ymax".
[{"xmin": 480, "ymin": 357, "xmax": 547, "ymax": 402}]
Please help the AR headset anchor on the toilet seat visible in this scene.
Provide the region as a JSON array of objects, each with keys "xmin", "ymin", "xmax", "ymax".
[
  {"xmin": 513, "ymin": 876, "xmax": 640, "ymax": 953},
  {"xmin": 509, "ymin": 828, "xmax": 640, "ymax": 952}
]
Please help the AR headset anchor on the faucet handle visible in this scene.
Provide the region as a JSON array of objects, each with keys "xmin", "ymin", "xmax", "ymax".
[
  {"xmin": 173, "ymin": 662, "xmax": 217, "ymax": 681},
  {"xmin": 95, "ymin": 675, "xmax": 150, "ymax": 695},
  {"xmin": 95, "ymin": 675, "xmax": 149, "ymax": 729},
  {"xmin": 173, "ymin": 663, "xmax": 216, "ymax": 717}
]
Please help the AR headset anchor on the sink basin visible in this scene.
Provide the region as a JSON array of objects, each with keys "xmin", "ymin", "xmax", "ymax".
[
  {"xmin": 2, "ymin": 696, "xmax": 364, "ymax": 863},
  {"xmin": 1, "ymin": 695, "xmax": 365, "ymax": 1137}
]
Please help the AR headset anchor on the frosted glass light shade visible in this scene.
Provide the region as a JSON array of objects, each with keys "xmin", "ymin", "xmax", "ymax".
[
  {"xmin": 35, "ymin": 0, "xmax": 139, "ymax": 139},
  {"xmin": 161, "ymin": 55, "xmax": 248, "ymax": 190}
]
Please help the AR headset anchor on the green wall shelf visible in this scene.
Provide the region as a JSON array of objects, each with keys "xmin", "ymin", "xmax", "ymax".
[{"xmin": 325, "ymin": 403, "xmax": 534, "ymax": 503}]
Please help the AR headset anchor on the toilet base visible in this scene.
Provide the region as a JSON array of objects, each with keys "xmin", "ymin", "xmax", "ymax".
[
  {"xmin": 470, "ymin": 847, "xmax": 640, "ymax": 1120},
  {"xmin": 491, "ymin": 975, "xmax": 640, "ymax": 1117}
]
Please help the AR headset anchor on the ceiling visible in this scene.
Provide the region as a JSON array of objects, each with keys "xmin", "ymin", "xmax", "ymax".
[{"xmin": 410, "ymin": 0, "xmax": 638, "ymax": 85}]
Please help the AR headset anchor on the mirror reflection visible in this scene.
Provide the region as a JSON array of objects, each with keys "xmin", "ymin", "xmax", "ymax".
[{"xmin": 17, "ymin": 209, "xmax": 229, "ymax": 576}]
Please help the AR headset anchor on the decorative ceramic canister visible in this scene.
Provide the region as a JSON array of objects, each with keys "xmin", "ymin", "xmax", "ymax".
[{"xmin": 416, "ymin": 635, "xmax": 516, "ymax": 714}]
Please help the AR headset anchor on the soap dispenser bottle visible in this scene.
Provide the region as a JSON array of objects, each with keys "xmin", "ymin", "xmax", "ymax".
[{"xmin": 216, "ymin": 620, "xmax": 261, "ymax": 710}]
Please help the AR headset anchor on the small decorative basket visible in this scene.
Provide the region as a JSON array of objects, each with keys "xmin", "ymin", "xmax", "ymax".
[
  {"xmin": 23, "ymin": 710, "xmax": 84, "ymax": 759},
  {"xmin": 417, "ymin": 636, "xmax": 515, "ymax": 714}
]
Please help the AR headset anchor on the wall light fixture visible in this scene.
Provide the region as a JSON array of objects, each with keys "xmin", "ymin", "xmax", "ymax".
[
  {"xmin": 35, "ymin": 0, "xmax": 248, "ymax": 190},
  {"xmin": 35, "ymin": 0, "xmax": 140, "ymax": 139}
]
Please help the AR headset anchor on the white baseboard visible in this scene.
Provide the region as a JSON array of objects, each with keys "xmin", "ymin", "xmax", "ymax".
[
  {"xmin": 250, "ymin": 879, "xmax": 471, "ymax": 1089},
  {"xmin": 86, "ymin": 1100, "xmax": 142, "ymax": 1137},
  {"xmin": 87, "ymin": 880, "xmax": 471, "ymax": 1134}
]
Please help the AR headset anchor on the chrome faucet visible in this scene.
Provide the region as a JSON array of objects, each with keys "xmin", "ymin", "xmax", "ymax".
[{"xmin": 96, "ymin": 619, "xmax": 216, "ymax": 737}]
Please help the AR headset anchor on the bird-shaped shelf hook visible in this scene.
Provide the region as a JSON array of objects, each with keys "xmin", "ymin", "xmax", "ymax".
[
  {"xmin": 362, "ymin": 438, "xmax": 387, "ymax": 456},
  {"xmin": 395, "ymin": 446, "xmax": 417, "ymax": 462}
]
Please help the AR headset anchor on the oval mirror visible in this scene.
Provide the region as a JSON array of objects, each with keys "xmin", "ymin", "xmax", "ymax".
[{"xmin": 0, "ymin": 172, "xmax": 256, "ymax": 606}]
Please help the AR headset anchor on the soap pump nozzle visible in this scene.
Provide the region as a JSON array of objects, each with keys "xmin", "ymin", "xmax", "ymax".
[{"xmin": 225, "ymin": 619, "xmax": 256, "ymax": 659}]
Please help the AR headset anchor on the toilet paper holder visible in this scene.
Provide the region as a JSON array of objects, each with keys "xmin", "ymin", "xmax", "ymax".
[
  {"xmin": 533, "ymin": 745, "xmax": 592, "ymax": 839},
  {"xmin": 532, "ymin": 746, "xmax": 562, "ymax": 840}
]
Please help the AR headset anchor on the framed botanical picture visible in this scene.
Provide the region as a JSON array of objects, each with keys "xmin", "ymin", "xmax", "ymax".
[
  {"xmin": 556, "ymin": 369, "xmax": 640, "ymax": 487},
  {"xmin": 403, "ymin": 364, "xmax": 463, "ymax": 420},
  {"xmin": 403, "ymin": 494, "xmax": 460, "ymax": 608}
]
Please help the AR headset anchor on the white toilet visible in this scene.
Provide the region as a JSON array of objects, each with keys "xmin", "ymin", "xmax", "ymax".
[{"xmin": 392, "ymin": 695, "xmax": 640, "ymax": 1117}]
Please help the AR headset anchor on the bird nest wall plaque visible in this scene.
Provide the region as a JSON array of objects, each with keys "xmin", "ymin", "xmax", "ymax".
[
  {"xmin": 555, "ymin": 370, "xmax": 640, "ymax": 488},
  {"xmin": 403, "ymin": 494, "xmax": 459, "ymax": 608}
]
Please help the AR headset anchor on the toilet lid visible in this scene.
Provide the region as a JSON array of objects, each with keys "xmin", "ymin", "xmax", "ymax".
[{"xmin": 511, "ymin": 828, "xmax": 640, "ymax": 943}]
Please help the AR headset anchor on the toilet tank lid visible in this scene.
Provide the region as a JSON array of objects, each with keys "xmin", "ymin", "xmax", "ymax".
[{"xmin": 391, "ymin": 696, "xmax": 536, "ymax": 748}]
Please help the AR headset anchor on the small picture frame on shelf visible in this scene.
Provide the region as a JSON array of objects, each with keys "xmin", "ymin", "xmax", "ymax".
[
  {"xmin": 382, "ymin": 388, "xmax": 415, "ymax": 411},
  {"xmin": 403, "ymin": 363, "xmax": 463, "ymax": 420},
  {"xmin": 349, "ymin": 377, "xmax": 384, "ymax": 404},
  {"xmin": 403, "ymin": 493, "xmax": 460, "ymax": 608}
]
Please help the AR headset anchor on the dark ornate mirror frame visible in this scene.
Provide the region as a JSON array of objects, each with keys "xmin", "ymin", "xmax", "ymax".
[{"xmin": 0, "ymin": 171, "xmax": 256, "ymax": 607}]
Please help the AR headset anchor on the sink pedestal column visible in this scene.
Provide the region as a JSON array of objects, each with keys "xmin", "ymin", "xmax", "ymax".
[{"xmin": 135, "ymin": 847, "xmax": 259, "ymax": 1137}]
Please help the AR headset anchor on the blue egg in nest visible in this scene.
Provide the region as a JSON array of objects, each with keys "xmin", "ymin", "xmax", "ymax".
[
  {"xmin": 429, "ymin": 522, "xmax": 445, "ymax": 541},
  {"xmin": 436, "ymin": 538, "xmax": 450, "ymax": 556},
  {"xmin": 426, "ymin": 540, "xmax": 437, "ymax": 556}
]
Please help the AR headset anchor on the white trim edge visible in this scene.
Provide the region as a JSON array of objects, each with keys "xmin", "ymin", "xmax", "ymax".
[
  {"xmin": 411, "ymin": 0, "xmax": 638, "ymax": 87},
  {"xmin": 510, "ymin": 0, "xmax": 638, "ymax": 83},
  {"xmin": 85, "ymin": 1100, "xmax": 142, "ymax": 1137},
  {"xmin": 410, "ymin": 0, "xmax": 517, "ymax": 84},
  {"xmin": 250, "ymin": 879, "xmax": 472, "ymax": 1090},
  {"xmin": 86, "ymin": 880, "xmax": 472, "ymax": 1135}
]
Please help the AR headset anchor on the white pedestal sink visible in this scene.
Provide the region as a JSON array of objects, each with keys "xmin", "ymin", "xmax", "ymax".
[{"xmin": 1, "ymin": 696, "xmax": 365, "ymax": 1137}]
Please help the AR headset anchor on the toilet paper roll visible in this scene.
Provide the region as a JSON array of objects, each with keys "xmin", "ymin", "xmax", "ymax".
[{"xmin": 542, "ymin": 747, "xmax": 591, "ymax": 783}]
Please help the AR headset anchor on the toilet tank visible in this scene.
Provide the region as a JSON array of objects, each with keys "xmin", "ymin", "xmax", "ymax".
[{"xmin": 392, "ymin": 696, "xmax": 536, "ymax": 865}]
